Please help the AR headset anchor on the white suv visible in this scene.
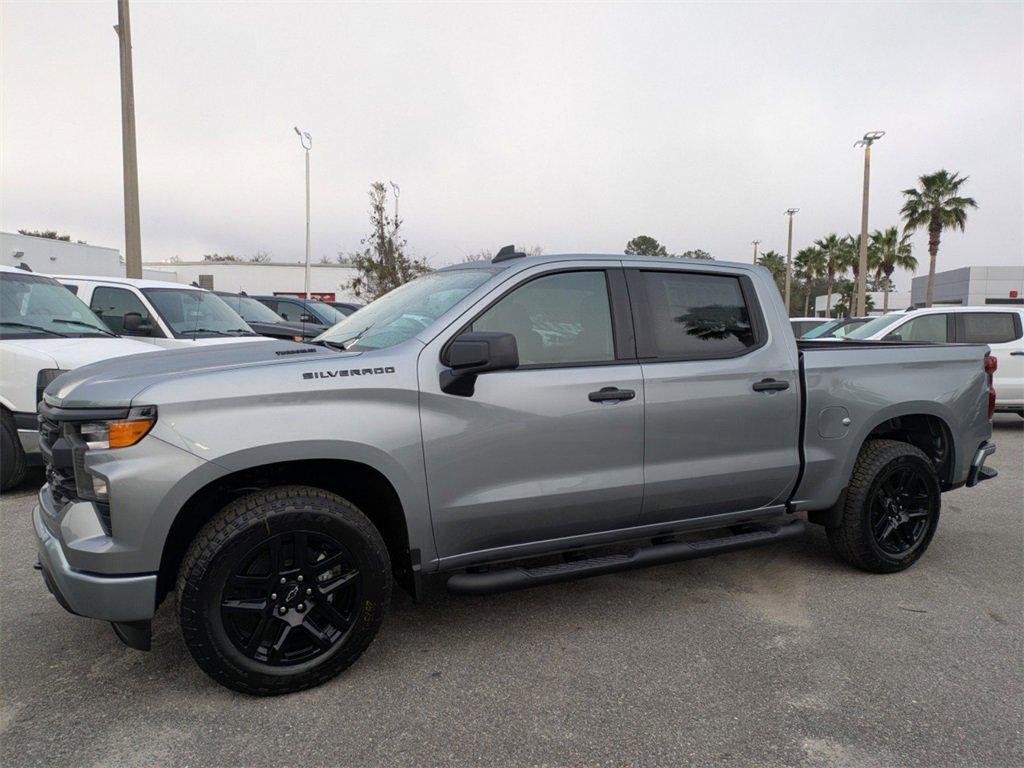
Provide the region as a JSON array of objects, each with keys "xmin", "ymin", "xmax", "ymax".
[
  {"xmin": 51, "ymin": 274, "xmax": 263, "ymax": 348},
  {"xmin": 847, "ymin": 306, "xmax": 1024, "ymax": 416}
]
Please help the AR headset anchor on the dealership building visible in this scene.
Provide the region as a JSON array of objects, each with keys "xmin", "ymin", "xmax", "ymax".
[
  {"xmin": 143, "ymin": 260, "xmax": 360, "ymax": 302},
  {"xmin": 910, "ymin": 266, "xmax": 1023, "ymax": 307}
]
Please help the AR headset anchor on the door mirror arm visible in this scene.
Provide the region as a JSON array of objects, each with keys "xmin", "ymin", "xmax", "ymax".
[{"xmin": 440, "ymin": 332, "xmax": 519, "ymax": 396}]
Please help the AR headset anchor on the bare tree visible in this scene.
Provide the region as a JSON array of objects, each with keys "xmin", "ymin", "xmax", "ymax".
[{"xmin": 250, "ymin": 250, "xmax": 272, "ymax": 263}]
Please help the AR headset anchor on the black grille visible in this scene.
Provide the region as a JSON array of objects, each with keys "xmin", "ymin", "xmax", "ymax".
[{"xmin": 39, "ymin": 415, "xmax": 78, "ymax": 508}]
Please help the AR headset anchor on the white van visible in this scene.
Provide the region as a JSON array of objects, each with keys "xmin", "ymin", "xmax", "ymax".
[
  {"xmin": 847, "ymin": 305, "xmax": 1024, "ymax": 416},
  {"xmin": 51, "ymin": 274, "xmax": 263, "ymax": 348},
  {"xmin": 0, "ymin": 266, "xmax": 157, "ymax": 489}
]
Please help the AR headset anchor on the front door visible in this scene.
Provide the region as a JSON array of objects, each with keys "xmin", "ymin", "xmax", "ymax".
[
  {"xmin": 418, "ymin": 267, "xmax": 644, "ymax": 564},
  {"xmin": 626, "ymin": 267, "xmax": 801, "ymax": 525}
]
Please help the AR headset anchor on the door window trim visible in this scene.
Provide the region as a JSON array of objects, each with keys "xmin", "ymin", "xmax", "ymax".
[
  {"xmin": 440, "ymin": 267, "xmax": 637, "ymax": 371},
  {"xmin": 623, "ymin": 267, "xmax": 768, "ymax": 363}
]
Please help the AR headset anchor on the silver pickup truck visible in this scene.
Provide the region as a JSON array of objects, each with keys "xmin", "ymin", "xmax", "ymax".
[{"xmin": 33, "ymin": 251, "xmax": 998, "ymax": 695}]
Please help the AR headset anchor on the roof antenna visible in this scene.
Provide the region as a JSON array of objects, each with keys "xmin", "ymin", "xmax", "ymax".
[
  {"xmin": 492, "ymin": 245, "xmax": 527, "ymax": 263},
  {"xmin": 16, "ymin": 263, "xmax": 32, "ymax": 272}
]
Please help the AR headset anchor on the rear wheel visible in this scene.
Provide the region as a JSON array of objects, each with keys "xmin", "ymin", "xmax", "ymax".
[
  {"xmin": 176, "ymin": 486, "xmax": 391, "ymax": 695},
  {"xmin": 1, "ymin": 411, "xmax": 27, "ymax": 492},
  {"xmin": 826, "ymin": 439, "xmax": 941, "ymax": 573}
]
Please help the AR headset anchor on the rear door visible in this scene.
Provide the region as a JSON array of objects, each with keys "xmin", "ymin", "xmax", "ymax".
[
  {"xmin": 419, "ymin": 265, "xmax": 645, "ymax": 564},
  {"xmin": 956, "ymin": 311, "xmax": 1024, "ymax": 406},
  {"xmin": 626, "ymin": 266, "xmax": 801, "ymax": 525}
]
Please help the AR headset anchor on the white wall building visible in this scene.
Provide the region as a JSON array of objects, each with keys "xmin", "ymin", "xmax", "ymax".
[
  {"xmin": 813, "ymin": 291, "xmax": 910, "ymax": 317},
  {"xmin": 910, "ymin": 266, "xmax": 1024, "ymax": 307},
  {"xmin": 2, "ymin": 231, "xmax": 178, "ymax": 281},
  {"xmin": 143, "ymin": 260, "xmax": 360, "ymax": 301}
]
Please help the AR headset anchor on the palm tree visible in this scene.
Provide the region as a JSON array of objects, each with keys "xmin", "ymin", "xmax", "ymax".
[
  {"xmin": 900, "ymin": 170, "xmax": 978, "ymax": 307},
  {"xmin": 756, "ymin": 250, "xmax": 786, "ymax": 296},
  {"xmin": 794, "ymin": 246, "xmax": 826, "ymax": 317},
  {"xmin": 870, "ymin": 226, "xmax": 918, "ymax": 311},
  {"xmin": 814, "ymin": 234, "xmax": 843, "ymax": 318}
]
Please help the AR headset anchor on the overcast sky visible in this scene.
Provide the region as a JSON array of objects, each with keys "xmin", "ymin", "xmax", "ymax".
[{"xmin": 2, "ymin": 2, "xmax": 1021, "ymax": 289}]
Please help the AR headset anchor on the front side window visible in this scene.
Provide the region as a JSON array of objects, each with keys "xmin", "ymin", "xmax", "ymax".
[
  {"xmin": 637, "ymin": 271, "xmax": 757, "ymax": 358},
  {"xmin": 90, "ymin": 286, "xmax": 153, "ymax": 335},
  {"xmin": 317, "ymin": 268, "xmax": 496, "ymax": 351},
  {"xmin": 0, "ymin": 272, "xmax": 112, "ymax": 338},
  {"xmin": 960, "ymin": 313, "xmax": 1020, "ymax": 344},
  {"xmin": 893, "ymin": 314, "xmax": 948, "ymax": 342},
  {"xmin": 471, "ymin": 271, "xmax": 615, "ymax": 366},
  {"xmin": 219, "ymin": 295, "xmax": 288, "ymax": 324},
  {"xmin": 141, "ymin": 288, "xmax": 254, "ymax": 338}
]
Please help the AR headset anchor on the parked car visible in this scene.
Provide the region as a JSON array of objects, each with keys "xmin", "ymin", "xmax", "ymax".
[
  {"xmin": 0, "ymin": 266, "xmax": 155, "ymax": 490},
  {"xmin": 214, "ymin": 292, "xmax": 320, "ymax": 342},
  {"xmin": 847, "ymin": 306, "xmax": 1024, "ymax": 416},
  {"xmin": 252, "ymin": 295, "xmax": 347, "ymax": 328},
  {"xmin": 326, "ymin": 301, "xmax": 364, "ymax": 317},
  {"xmin": 789, "ymin": 317, "xmax": 828, "ymax": 336},
  {"xmin": 33, "ymin": 252, "xmax": 997, "ymax": 694},
  {"xmin": 52, "ymin": 274, "xmax": 263, "ymax": 348},
  {"xmin": 801, "ymin": 316, "xmax": 871, "ymax": 339}
]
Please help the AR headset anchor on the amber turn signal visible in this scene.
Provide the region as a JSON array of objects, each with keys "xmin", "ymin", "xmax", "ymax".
[{"xmin": 108, "ymin": 418, "xmax": 155, "ymax": 448}]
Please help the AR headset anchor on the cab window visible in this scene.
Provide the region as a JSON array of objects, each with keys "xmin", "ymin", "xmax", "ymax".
[
  {"xmin": 90, "ymin": 286, "xmax": 152, "ymax": 335},
  {"xmin": 892, "ymin": 314, "xmax": 948, "ymax": 342},
  {"xmin": 472, "ymin": 271, "xmax": 615, "ymax": 366}
]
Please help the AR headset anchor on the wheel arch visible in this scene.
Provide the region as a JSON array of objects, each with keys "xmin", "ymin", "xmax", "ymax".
[{"xmin": 157, "ymin": 456, "xmax": 423, "ymax": 605}]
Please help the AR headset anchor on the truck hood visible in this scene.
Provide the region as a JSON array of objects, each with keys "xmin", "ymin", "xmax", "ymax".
[
  {"xmin": 44, "ymin": 340, "xmax": 351, "ymax": 409},
  {"xmin": 1, "ymin": 336, "xmax": 157, "ymax": 369}
]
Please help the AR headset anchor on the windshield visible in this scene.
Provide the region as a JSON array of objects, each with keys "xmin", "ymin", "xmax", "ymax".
[
  {"xmin": 306, "ymin": 300, "xmax": 346, "ymax": 325},
  {"xmin": 317, "ymin": 269, "xmax": 496, "ymax": 350},
  {"xmin": 845, "ymin": 313, "xmax": 906, "ymax": 339},
  {"xmin": 831, "ymin": 319, "xmax": 869, "ymax": 338},
  {"xmin": 801, "ymin": 319, "xmax": 843, "ymax": 339},
  {"xmin": 142, "ymin": 288, "xmax": 256, "ymax": 338},
  {"xmin": 0, "ymin": 271, "xmax": 114, "ymax": 338},
  {"xmin": 219, "ymin": 294, "xmax": 289, "ymax": 324}
]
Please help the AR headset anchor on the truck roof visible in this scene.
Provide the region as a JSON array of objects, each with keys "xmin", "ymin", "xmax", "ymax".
[
  {"xmin": 437, "ymin": 253, "xmax": 754, "ymax": 272},
  {"xmin": 40, "ymin": 272, "xmax": 203, "ymax": 291}
]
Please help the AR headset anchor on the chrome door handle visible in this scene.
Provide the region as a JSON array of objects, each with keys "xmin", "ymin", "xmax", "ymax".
[{"xmin": 588, "ymin": 387, "xmax": 636, "ymax": 403}]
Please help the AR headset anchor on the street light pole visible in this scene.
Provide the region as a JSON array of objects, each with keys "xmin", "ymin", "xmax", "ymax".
[
  {"xmin": 294, "ymin": 127, "xmax": 312, "ymax": 299},
  {"xmin": 784, "ymin": 209, "xmax": 799, "ymax": 315},
  {"xmin": 751, "ymin": 239, "xmax": 761, "ymax": 264},
  {"xmin": 115, "ymin": 0, "xmax": 142, "ymax": 279},
  {"xmin": 854, "ymin": 131, "xmax": 884, "ymax": 316}
]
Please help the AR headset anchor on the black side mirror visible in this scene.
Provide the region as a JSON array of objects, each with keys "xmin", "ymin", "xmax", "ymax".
[
  {"xmin": 440, "ymin": 332, "xmax": 519, "ymax": 396},
  {"xmin": 883, "ymin": 332, "xmax": 903, "ymax": 342},
  {"xmin": 123, "ymin": 312, "xmax": 153, "ymax": 335},
  {"xmin": 300, "ymin": 313, "xmax": 319, "ymax": 324}
]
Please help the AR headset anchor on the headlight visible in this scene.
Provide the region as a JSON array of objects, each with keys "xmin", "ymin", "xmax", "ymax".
[
  {"xmin": 78, "ymin": 406, "xmax": 157, "ymax": 450},
  {"xmin": 36, "ymin": 368, "xmax": 65, "ymax": 405}
]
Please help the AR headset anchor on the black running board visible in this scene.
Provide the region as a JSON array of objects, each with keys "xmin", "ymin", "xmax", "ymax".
[{"xmin": 446, "ymin": 519, "xmax": 806, "ymax": 595}]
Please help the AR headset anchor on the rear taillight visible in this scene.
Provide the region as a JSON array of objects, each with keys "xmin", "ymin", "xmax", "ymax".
[{"xmin": 984, "ymin": 354, "xmax": 997, "ymax": 419}]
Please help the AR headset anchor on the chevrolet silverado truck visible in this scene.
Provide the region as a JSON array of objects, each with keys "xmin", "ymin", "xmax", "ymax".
[{"xmin": 33, "ymin": 250, "xmax": 998, "ymax": 695}]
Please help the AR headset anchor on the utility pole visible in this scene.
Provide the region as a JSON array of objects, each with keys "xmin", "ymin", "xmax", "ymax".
[
  {"xmin": 751, "ymin": 239, "xmax": 761, "ymax": 264},
  {"xmin": 784, "ymin": 209, "xmax": 799, "ymax": 315},
  {"xmin": 294, "ymin": 127, "xmax": 312, "ymax": 299},
  {"xmin": 854, "ymin": 131, "xmax": 884, "ymax": 316},
  {"xmin": 115, "ymin": 0, "xmax": 142, "ymax": 278}
]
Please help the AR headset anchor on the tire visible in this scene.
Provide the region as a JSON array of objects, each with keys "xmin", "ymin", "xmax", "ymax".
[
  {"xmin": 1, "ymin": 411, "xmax": 27, "ymax": 492},
  {"xmin": 176, "ymin": 485, "xmax": 392, "ymax": 695},
  {"xmin": 825, "ymin": 439, "xmax": 941, "ymax": 574}
]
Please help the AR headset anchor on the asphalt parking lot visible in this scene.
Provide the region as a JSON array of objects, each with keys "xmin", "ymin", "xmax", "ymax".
[{"xmin": 1, "ymin": 416, "xmax": 1021, "ymax": 768}]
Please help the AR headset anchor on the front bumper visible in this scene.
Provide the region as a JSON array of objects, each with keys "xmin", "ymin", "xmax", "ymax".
[
  {"xmin": 33, "ymin": 503, "xmax": 156, "ymax": 622},
  {"xmin": 966, "ymin": 441, "xmax": 997, "ymax": 488}
]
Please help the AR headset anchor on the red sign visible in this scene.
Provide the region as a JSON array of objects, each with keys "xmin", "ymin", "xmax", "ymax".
[{"xmin": 1011, "ymin": 290, "xmax": 1019, "ymax": 299}]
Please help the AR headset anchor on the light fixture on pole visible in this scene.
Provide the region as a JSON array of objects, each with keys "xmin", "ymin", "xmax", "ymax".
[
  {"xmin": 783, "ymin": 209, "xmax": 799, "ymax": 315},
  {"xmin": 853, "ymin": 130, "xmax": 884, "ymax": 316},
  {"xmin": 751, "ymin": 239, "xmax": 761, "ymax": 264},
  {"xmin": 294, "ymin": 126, "xmax": 313, "ymax": 299}
]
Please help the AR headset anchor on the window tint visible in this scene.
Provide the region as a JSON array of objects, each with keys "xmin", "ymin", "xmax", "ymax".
[
  {"xmin": 472, "ymin": 271, "xmax": 615, "ymax": 366},
  {"xmin": 90, "ymin": 286, "xmax": 151, "ymax": 334},
  {"xmin": 275, "ymin": 299, "xmax": 321, "ymax": 324},
  {"xmin": 894, "ymin": 314, "xmax": 947, "ymax": 342},
  {"xmin": 961, "ymin": 313, "xmax": 1020, "ymax": 344},
  {"xmin": 638, "ymin": 271, "xmax": 756, "ymax": 358}
]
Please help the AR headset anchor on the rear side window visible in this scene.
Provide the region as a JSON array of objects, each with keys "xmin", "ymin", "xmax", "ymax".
[
  {"xmin": 960, "ymin": 313, "xmax": 1021, "ymax": 344},
  {"xmin": 90, "ymin": 286, "xmax": 151, "ymax": 334},
  {"xmin": 634, "ymin": 271, "xmax": 758, "ymax": 359}
]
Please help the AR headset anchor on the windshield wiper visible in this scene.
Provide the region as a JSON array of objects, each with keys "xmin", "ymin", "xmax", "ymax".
[
  {"xmin": 52, "ymin": 318, "xmax": 116, "ymax": 337},
  {"xmin": 0, "ymin": 321, "xmax": 68, "ymax": 337},
  {"xmin": 328, "ymin": 324, "xmax": 373, "ymax": 350},
  {"xmin": 188, "ymin": 328, "xmax": 231, "ymax": 337}
]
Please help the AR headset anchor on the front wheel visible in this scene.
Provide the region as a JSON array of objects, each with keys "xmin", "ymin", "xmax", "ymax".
[
  {"xmin": 826, "ymin": 439, "xmax": 941, "ymax": 573},
  {"xmin": 176, "ymin": 486, "xmax": 391, "ymax": 695}
]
